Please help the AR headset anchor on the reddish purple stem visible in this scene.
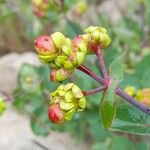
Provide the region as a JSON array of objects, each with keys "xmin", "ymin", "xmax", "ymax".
[
  {"xmin": 116, "ymin": 88, "xmax": 150, "ymax": 115},
  {"xmin": 96, "ymin": 47, "xmax": 108, "ymax": 79},
  {"xmin": 78, "ymin": 65, "xmax": 105, "ymax": 85},
  {"xmin": 83, "ymin": 86, "xmax": 107, "ymax": 96}
]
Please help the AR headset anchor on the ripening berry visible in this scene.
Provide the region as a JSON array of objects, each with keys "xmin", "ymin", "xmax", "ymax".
[
  {"xmin": 48, "ymin": 104, "xmax": 65, "ymax": 124},
  {"xmin": 34, "ymin": 35, "xmax": 56, "ymax": 55}
]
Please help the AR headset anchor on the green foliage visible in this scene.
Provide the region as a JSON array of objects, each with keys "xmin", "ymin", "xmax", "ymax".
[
  {"xmin": 111, "ymin": 104, "xmax": 150, "ymax": 135},
  {"xmin": 135, "ymin": 55, "xmax": 150, "ymax": 79},
  {"xmin": 100, "ymin": 81, "xmax": 117, "ymax": 130},
  {"xmin": 91, "ymin": 135, "xmax": 133, "ymax": 150},
  {"xmin": 64, "ymin": 19, "xmax": 83, "ymax": 38},
  {"xmin": 109, "ymin": 52, "xmax": 126, "ymax": 83}
]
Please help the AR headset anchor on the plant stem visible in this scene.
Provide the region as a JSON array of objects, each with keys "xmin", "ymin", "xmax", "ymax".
[
  {"xmin": 78, "ymin": 65, "xmax": 105, "ymax": 85},
  {"xmin": 96, "ymin": 47, "xmax": 108, "ymax": 79},
  {"xmin": 83, "ymin": 86, "xmax": 107, "ymax": 96},
  {"xmin": 116, "ymin": 88, "xmax": 150, "ymax": 115},
  {"xmin": 78, "ymin": 64, "xmax": 150, "ymax": 115}
]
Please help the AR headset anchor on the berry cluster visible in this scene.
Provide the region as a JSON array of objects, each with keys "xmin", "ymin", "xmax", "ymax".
[
  {"xmin": 34, "ymin": 26, "xmax": 150, "ymax": 125},
  {"xmin": 34, "ymin": 26, "xmax": 111, "ymax": 82},
  {"xmin": 34, "ymin": 26, "xmax": 111, "ymax": 124},
  {"xmin": 48, "ymin": 83, "xmax": 86, "ymax": 124}
]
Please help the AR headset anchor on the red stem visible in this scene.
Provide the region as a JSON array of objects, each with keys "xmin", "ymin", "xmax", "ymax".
[
  {"xmin": 78, "ymin": 65, "xmax": 105, "ymax": 85},
  {"xmin": 83, "ymin": 86, "xmax": 107, "ymax": 96},
  {"xmin": 96, "ymin": 47, "xmax": 108, "ymax": 79},
  {"xmin": 116, "ymin": 88, "xmax": 150, "ymax": 115}
]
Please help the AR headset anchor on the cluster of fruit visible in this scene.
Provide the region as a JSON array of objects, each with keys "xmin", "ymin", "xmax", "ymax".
[{"xmin": 34, "ymin": 26, "xmax": 111, "ymax": 123}]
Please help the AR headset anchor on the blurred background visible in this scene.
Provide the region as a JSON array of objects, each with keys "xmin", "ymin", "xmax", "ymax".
[{"xmin": 0, "ymin": 0, "xmax": 150, "ymax": 150}]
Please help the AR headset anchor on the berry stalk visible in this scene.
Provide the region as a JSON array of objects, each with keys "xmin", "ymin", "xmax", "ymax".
[
  {"xmin": 116, "ymin": 88, "xmax": 150, "ymax": 115},
  {"xmin": 83, "ymin": 86, "xmax": 107, "ymax": 96},
  {"xmin": 78, "ymin": 65, "xmax": 105, "ymax": 84},
  {"xmin": 95, "ymin": 47, "xmax": 108, "ymax": 79}
]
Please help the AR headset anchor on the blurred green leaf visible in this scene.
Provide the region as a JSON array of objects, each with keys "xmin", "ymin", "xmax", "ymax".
[
  {"xmin": 141, "ymin": 68, "xmax": 150, "ymax": 88},
  {"xmin": 111, "ymin": 105, "xmax": 150, "ymax": 135},
  {"xmin": 88, "ymin": 117, "xmax": 108, "ymax": 140},
  {"xmin": 91, "ymin": 141, "xmax": 110, "ymax": 150},
  {"xmin": 18, "ymin": 64, "xmax": 41, "ymax": 94},
  {"xmin": 135, "ymin": 55, "xmax": 150, "ymax": 79},
  {"xmin": 135, "ymin": 140, "xmax": 149, "ymax": 150},
  {"xmin": 100, "ymin": 81, "xmax": 118, "ymax": 130},
  {"xmin": 30, "ymin": 107, "xmax": 50, "ymax": 136},
  {"xmin": 64, "ymin": 19, "xmax": 82, "ymax": 38},
  {"xmin": 37, "ymin": 65, "xmax": 57, "ymax": 91},
  {"xmin": 111, "ymin": 135, "xmax": 133, "ymax": 150},
  {"xmin": 109, "ymin": 52, "xmax": 126, "ymax": 83},
  {"xmin": 121, "ymin": 73, "xmax": 140, "ymax": 89}
]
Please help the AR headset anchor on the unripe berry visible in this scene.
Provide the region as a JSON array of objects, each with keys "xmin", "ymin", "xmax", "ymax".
[
  {"xmin": 34, "ymin": 35, "xmax": 56, "ymax": 55},
  {"xmin": 51, "ymin": 32, "xmax": 66, "ymax": 49},
  {"xmin": 48, "ymin": 104, "xmax": 65, "ymax": 124},
  {"xmin": 50, "ymin": 68, "xmax": 72, "ymax": 82}
]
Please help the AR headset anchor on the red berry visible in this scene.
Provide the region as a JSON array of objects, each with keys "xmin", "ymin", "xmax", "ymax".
[
  {"xmin": 34, "ymin": 35, "xmax": 55, "ymax": 55},
  {"xmin": 48, "ymin": 104, "xmax": 65, "ymax": 124}
]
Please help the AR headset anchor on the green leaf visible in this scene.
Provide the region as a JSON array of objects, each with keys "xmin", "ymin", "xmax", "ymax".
[
  {"xmin": 64, "ymin": 19, "xmax": 82, "ymax": 38},
  {"xmin": 18, "ymin": 63, "xmax": 41, "ymax": 94},
  {"xmin": 111, "ymin": 135, "xmax": 133, "ymax": 150},
  {"xmin": 141, "ymin": 68, "xmax": 150, "ymax": 88},
  {"xmin": 100, "ymin": 80, "xmax": 118, "ymax": 130},
  {"xmin": 91, "ymin": 135, "xmax": 133, "ymax": 150},
  {"xmin": 111, "ymin": 104, "xmax": 150, "ymax": 135},
  {"xmin": 135, "ymin": 54, "xmax": 150, "ymax": 79},
  {"xmin": 88, "ymin": 117, "xmax": 108, "ymax": 139},
  {"xmin": 135, "ymin": 140, "xmax": 149, "ymax": 150},
  {"xmin": 30, "ymin": 107, "xmax": 50, "ymax": 136},
  {"xmin": 109, "ymin": 52, "xmax": 126, "ymax": 83},
  {"xmin": 91, "ymin": 141, "xmax": 110, "ymax": 150}
]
